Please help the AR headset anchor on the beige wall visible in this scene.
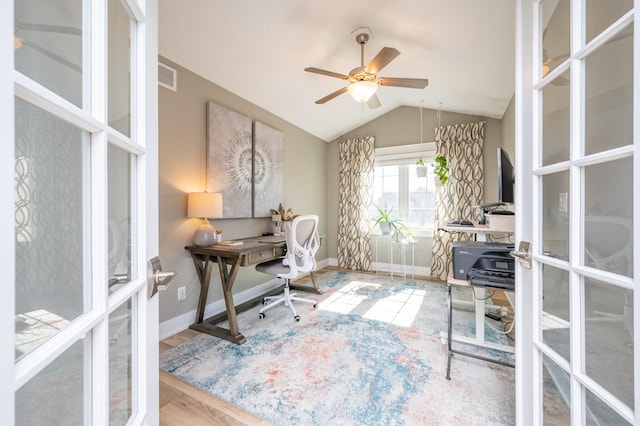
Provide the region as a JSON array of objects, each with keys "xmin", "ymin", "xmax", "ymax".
[
  {"xmin": 326, "ymin": 105, "xmax": 513, "ymax": 269},
  {"xmin": 158, "ymin": 57, "xmax": 328, "ymax": 323}
]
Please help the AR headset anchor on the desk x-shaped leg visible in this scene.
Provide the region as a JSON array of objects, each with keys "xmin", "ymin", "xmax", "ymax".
[{"xmin": 190, "ymin": 253, "xmax": 247, "ymax": 345}]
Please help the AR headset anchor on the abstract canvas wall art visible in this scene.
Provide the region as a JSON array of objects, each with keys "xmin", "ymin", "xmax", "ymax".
[
  {"xmin": 207, "ymin": 101, "xmax": 253, "ymax": 218},
  {"xmin": 206, "ymin": 101, "xmax": 283, "ymax": 218},
  {"xmin": 253, "ymin": 121, "xmax": 283, "ymax": 217}
]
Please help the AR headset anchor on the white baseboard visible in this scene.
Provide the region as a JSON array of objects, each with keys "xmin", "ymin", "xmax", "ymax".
[{"xmin": 159, "ymin": 260, "xmax": 333, "ymax": 340}]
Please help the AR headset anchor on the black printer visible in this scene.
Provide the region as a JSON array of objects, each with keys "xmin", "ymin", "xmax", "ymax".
[{"xmin": 452, "ymin": 241, "xmax": 515, "ymax": 290}]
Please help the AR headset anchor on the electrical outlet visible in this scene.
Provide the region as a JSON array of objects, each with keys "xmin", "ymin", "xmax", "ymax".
[{"xmin": 178, "ymin": 286, "xmax": 186, "ymax": 302}]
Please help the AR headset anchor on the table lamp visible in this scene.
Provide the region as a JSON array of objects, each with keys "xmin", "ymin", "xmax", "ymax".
[{"xmin": 187, "ymin": 192, "xmax": 223, "ymax": 246}]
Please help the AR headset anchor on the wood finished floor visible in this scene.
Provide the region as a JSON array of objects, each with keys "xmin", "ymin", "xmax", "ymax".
[{"xmin": 158, "ymin": 267, "xmax": 515, "ymax": 425}]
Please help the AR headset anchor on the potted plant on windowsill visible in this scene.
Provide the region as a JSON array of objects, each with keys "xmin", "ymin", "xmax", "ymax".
[
  {"xmin": 372, "ymin": 205, "xmax": 405, "ymax": 240},
  {"xmin": 432, "ymin": 155, "xmax": 449, "ymax": 185}
]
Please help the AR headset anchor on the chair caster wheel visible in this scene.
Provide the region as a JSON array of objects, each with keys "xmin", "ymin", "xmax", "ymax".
[
  {"xmin": 261, "ymin": 298, "xmax": 267, "ymax": 305},
  {"xmin": 259, "ymin": 313, "xmax": 265, "ymax": 319},
  {"xmin": 313, "ymin": 303, "xmax": 318, "ymax": 309},
  {"xmin": 294, "ymin": 315, "xmax": 301, "ymax": 322}
]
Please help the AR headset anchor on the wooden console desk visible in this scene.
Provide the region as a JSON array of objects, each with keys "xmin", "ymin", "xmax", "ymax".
[{"xmin": 186, "ymin": 237, "xmax": 321, "ymax": 345}]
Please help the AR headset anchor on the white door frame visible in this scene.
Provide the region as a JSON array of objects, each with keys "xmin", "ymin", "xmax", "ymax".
[
  {"xmin": 0, "ymin": 1, "xmax": 16, "ymax": 423},
  {"xmin": 514, "ymin": 1, "xmax": 535, "ymax": 424},
  {"xmin": 1, "ymin": 0, "xmax": 159, "ymax": 423},
  {"xmin": 516, "ymin": 1, "xmax": 638, "ymax": 424}
]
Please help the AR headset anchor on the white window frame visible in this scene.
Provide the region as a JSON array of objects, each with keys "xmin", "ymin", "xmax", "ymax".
[{"xmin": 374, "ymin": 143, "xmax": 437, "ymax": 237}]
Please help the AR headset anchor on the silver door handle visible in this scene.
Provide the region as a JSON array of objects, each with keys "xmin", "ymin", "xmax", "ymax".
[
  {"xmin": 510, "ymin": 241, "xmax": 531, "ymax": 269},
  {"xmin": 147, "ymin": 256, "xmax": 177, "ymax": 299},
  {"xmin": 510, "ymin": 250, "xmax": 528, "ymax": 259}
]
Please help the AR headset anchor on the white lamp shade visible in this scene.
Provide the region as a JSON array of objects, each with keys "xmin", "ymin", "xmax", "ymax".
[
  {"xmin": 347, "ymin": 80, "xmax": 378, "ymax": 103},
  {"xmin": 187, "ymin": 192, "xmax": 223, "ymax": 219}
]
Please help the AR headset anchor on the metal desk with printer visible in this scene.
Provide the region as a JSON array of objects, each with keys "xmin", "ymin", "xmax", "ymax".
[{"xmin": 443, "ymin": 241, "xmax": 516, "ymax": 379}]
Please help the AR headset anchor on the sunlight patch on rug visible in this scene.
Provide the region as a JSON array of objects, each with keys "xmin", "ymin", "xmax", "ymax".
[{"xmin": 160, "ymin": 271, "xmax": 515, "ymax": 425}]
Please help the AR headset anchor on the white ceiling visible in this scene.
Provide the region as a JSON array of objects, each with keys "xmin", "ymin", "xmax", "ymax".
[{"xmin": 159, "ymin": 0, "xmax": 516, "ymax": 142}]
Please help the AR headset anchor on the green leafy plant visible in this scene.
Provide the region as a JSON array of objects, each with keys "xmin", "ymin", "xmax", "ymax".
[
  {"xmin": 416, "ymin": 158, "xmax": 425, "ymax": 167},
  {"xmin": 371, "ymin": 205, "xmax": 405, "ymax": 237},
  {"xmin": 432, "ymin": 155, "xmax": 449, "ymax": 184}
]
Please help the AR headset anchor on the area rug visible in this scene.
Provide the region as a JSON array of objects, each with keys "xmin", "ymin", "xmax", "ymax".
[{"xmin": 160, "ymin": 270, "xmax": 515, "ymax": 425}]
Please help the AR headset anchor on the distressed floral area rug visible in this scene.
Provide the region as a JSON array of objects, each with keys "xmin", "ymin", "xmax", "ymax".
[{"xmin": 160, "ymin": 270, "xmax": 515, "ymax": 425}]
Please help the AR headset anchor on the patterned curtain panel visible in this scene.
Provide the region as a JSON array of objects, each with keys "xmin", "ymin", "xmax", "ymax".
[
  {"xmin": 338, "ymin": 136, "xmax": 375, "ymax": 271},
  {"xmin": 431, "ymin": 121, "xmax": 485, "ymax": 280}
]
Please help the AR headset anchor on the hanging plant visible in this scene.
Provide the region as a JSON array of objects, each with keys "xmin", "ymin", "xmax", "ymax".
[
  {"xmin": 432, "ymin": 156, "xmax": 449, "ymax": 185},
  {"xmin": 415, "ymin": 158, "xmax": 427, "ymax": 177}
]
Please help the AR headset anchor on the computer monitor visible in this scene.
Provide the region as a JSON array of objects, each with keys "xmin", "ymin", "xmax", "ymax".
[{"xmin": 498, "ymin": 148, "xmax": 514, "ymax": 204}]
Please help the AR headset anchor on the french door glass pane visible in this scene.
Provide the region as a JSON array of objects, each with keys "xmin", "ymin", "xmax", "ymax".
[
  {"xmin": 16, "ymin": 338, "xmax": 88, "ymax": 424},
  {"xmin": 14, "ymin": 0, "xmax": 83, "ymax": 107},
  {"xmin": 108, "ymin": 0, "xmax": 132, "ymax": 136},
  {"xmin": 584, "ymin": 278, "xmax": 634, "ymax": 408},
  {"xmin": 585, "ymin": 0, "xmax": 633, "ymax": 43},
  {"xmin": 109, "ymin": 299, "xmax": 133, "ymax": 423},
  {"xmin": 15, "ymin": 98, "xmax": 90, "ymax": 360},
  {"xmin": 585, "ymin": 388, "xmax": 632, "ymax": 425},
  {"xmin": 584, "ymin": 158, "xmax": 633, "ymax": 277},
  {"xmin": 542, "ymin": 171, "xmax": 569, "ymax": 260},
  {"xmin": 584, "ymin": 24, "xmax": 633, "ymax": 155},
  {"xmin": 541, "ymin": 0, "xmax": 570, "ymax": 80},
  {"xmin": 108, "ymin": 144, "xmax": 132, "ymax": 292},
  {"xmin": 542, "ymin": 354, "xmax": 570, "ymax": 425},
  {"xmin": 542, "ymin": 71, "xmax": 570, "ymax": 166},
  {"xmin": 542, "ymin": 265, "xmax": 570, "ymax": 362}
]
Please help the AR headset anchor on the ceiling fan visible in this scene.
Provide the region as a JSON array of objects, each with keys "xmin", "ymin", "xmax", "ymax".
[
  {"xmin": 14, "ymin": 20, "xmax": 82, "ymax": 73},
  {"xmin": 304, "ymin": 33, "xmax": 429, "ymax": 109}
]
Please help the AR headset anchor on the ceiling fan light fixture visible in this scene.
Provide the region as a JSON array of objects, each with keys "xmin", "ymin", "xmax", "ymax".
[
  {"xmin": 542, "ymin": 64, "xmax": 550, "ymax": 77},
  {"xmin": 347, "ymin": 80, "xmax": 378, "ymax": 103}
]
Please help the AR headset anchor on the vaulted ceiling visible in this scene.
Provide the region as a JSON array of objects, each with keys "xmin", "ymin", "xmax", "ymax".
[{"xmin": 159, "ymin": 0, "xmax": 516, "ymax": 142}]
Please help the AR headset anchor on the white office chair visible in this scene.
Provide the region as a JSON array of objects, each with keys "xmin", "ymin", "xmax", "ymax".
[{"xmin": 256, "ymin": 214, "xmax": 319, "ymax": 321}]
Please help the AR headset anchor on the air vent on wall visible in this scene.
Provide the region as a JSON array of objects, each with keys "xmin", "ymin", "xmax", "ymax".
[{"xmin": 158, "ymin": 62, "xmax": 177, "ymax": 91}]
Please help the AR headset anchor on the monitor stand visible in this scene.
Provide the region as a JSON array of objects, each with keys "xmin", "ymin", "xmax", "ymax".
[{"xmin": 475, "ymin": 202, "xmax": 507, "ymax": 224}]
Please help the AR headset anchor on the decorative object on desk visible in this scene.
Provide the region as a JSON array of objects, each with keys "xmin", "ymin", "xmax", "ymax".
[
  {"xmin": 271, "ymin": 203, "xmax": 297, "ymax": 221},
  {"xmin": 206, "ymin": 102, "xmax": 284, "ymax": 219},
  {"xmin": 187, "ymin": 192, "xmax": 223, "ymax": 246},
  {"xmin": 271, "ymin": 213, "xmax": 282, "ymax": 236},
  {"xmin": 215, "ymin": 228, "xmax": 222, "ymax": 243},
  {"xmin": 432, "ymin": 155, "xmax": 449, "ymax": 185},
  {"xmin": 372, "ymin": 204, "xmax": 405, "ymax": 239},
  {"xmin": 160, "ymin": 270, "xmax": 515, "ymax": 426}
]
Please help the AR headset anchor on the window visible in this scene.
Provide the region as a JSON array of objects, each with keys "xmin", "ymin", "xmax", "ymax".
[{"xmin": 372, "ymin": 143, "xmax": 438, "ymax": 236}]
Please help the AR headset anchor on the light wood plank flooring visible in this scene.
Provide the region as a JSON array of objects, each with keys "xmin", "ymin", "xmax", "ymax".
[
  {"xmin": 159, "ymin": 267, "xmax": 514, "ymax": 424},
  {"xmin": 160, "ymin": 327, "xmax": 272, "ymax": 426}
]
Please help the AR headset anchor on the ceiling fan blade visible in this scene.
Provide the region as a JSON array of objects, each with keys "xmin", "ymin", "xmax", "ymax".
[
  {"xmin": 314, "ymin": 86, "xmax": 348, "ymax": 104},
  {"xmin": 379, "ymin": 77, "xmax": 429, "ymax": 89},
  {"xmin": 304, "ymin": 67, "xmax": 349, "ymax": 80},
  {"xmin": 20, "ymin": 39, "xmax": 81, "ymax": 73},
  {"xmin": 552, "ymin": 75, "xmax": 570, "ymax": 86},
  {"xmin": 367, "ymin": 93, "xmax": 381, "ymax": 109},
  {"xmin": 16, "ymin": 21, "xmax": 82, "ymax": 36},
  {"xmin": 365, "ymin": 47, "xmax": 400, "ymax": 74}
]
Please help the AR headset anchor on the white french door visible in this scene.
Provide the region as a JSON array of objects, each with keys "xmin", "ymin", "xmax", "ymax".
[
  {"xmin": 516, "ymin": 0, "xmax": 638, "ymax": 424},
  {"xmin": 1, "ymin": 0, "xmax": 159, "ymax": 424}
]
